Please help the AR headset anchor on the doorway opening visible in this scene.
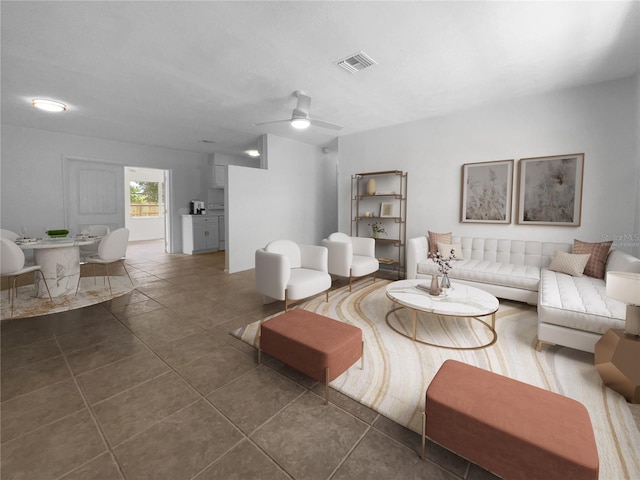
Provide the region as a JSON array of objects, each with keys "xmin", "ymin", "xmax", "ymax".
[{"xmin": 125, "ymin": 167, "xmax": 171, "ymax": 252}]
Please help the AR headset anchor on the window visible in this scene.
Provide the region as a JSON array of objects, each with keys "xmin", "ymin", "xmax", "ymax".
[{"xmin": 129, "ymin": 181, "xmax": 163, "ymax": 217}]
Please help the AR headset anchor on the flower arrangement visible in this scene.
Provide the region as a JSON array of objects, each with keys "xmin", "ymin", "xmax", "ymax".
[
  {"xmin": 369, "ymin": 221, "xmax": 387, "ymax": 237},
  {"xmin": 431, "ymin": 249, "xmax": 456, "ymax": 274}
]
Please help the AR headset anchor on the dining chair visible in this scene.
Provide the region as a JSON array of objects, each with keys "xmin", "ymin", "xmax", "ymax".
[
  {"xmin": 0, "ymin": 229, "xmax": 20, "ymax": 241},
  {"xmin": 77, "ymin": 228, "xmax": 134, "ymax": 295},
  {"xmin": 1, "ymin": 238, "xmax": 53, "ymax": 316},
  {"xmin": 79, "ymin": 225, "xmax": 110, "ymax": 260}
]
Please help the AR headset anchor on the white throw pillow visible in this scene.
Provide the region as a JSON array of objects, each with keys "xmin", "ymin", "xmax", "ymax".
[
  {"xmin": 437, "ymin": 242, "xmax": 463, "ymax": 260},
  {"xmin": 548, "ymin": 250, "xmax": 591, "ymax": 277}
]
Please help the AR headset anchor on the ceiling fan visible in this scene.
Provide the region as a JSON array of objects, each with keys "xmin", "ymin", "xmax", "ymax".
[{"xmin": 253, "ymin": 91, "xmax": 343, "ymax": 131}]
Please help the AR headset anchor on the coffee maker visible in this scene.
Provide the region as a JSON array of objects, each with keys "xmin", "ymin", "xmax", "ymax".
[{"xmin": 189, "ymin": 200, "xmax": 205, "ymax": 215}]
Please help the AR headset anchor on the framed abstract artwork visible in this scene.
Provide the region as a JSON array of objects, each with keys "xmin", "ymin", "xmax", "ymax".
[
  {"xmin": 517, "ymin": 153, "xmax": 584, "ymax": 226},
  {"xmin": 461, "ymin": 159, "xmax": 514, "ymax": 223}
]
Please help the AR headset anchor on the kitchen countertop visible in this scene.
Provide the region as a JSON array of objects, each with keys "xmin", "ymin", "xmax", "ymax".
[{"xmin": 182, "ymin": 210, "xmax": 224, "ymax": 217}]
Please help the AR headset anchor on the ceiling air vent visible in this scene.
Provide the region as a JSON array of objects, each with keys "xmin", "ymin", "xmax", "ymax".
[{"xmin": 335, "ymin": 51, "xmax": 377, "ymax": 74}]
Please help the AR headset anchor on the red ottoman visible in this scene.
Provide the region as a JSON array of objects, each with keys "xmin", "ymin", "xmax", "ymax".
[
  {"xmin": 422, "ymin": 360, "xmax": 599, "ymax": 480},
  {"xmin": 258, "ymin": 310, "xmax": 363, "ymax": 404}
]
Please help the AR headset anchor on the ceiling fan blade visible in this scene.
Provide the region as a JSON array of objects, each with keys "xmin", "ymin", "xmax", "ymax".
[
  {"xmin": 252, "ymin": 119, "xmax": 290, "ymax": 127},
  {"xmin": 310, "ymin": 118, "xmax": 343, "ymax": 130}
]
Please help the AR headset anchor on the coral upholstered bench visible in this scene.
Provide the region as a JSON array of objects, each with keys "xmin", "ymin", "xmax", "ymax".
[
  {"xmin": 258, "ymin": 310, "xmax": 363, "ymax": 404},
  {"xmin": 422, "ymin": 360, "xmax": 599, "ymax": 480}
]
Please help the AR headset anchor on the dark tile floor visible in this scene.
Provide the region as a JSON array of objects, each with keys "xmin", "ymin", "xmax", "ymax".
[{"xmin": 0, "ymin": 240, "xmax": 499, "ymax": 480}]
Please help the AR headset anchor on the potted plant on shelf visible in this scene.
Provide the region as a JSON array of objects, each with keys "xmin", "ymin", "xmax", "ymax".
[{"xmin": 369, "ymin": 221, "xmax": 386, "ymax": 239}]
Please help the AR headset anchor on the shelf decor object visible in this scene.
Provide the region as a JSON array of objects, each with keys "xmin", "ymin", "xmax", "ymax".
[
  {"xmin": 351, "ymin": 170, "xmax": 407, "ymax": 279},
  {"xmin": 517, "ymin": 153, "xmax": 584, "ymax": 226},
  {"xmin": 366, "ymin": 178, "xmax": 377, "ymax": 195},
  {"xmin": 606, "ymin": 271, "xmax": 640, "ymax": 336},
  {"xmin": 380, "ymin": 202, "xmax": 394, "ymax": 218},
  {"xmin": 461, "ymin": 159, "xmax": 513, "ymax": 224}
]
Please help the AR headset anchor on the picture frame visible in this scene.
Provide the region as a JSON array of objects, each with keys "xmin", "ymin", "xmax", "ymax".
[
  {"xmin": 517, "ymin": 153, "xmax": 584, "ymax": 226},
  {"xmin": 380, "ymin": 202, "xmax": 394, "ymax": 218},
  {"xmin": 461, "ymin": 159, "xmax": 514, "ymax": 223}
]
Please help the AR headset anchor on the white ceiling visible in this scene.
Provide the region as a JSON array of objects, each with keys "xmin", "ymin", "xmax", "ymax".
[{"xmin": 2, "ymin": 1, "xmax": 639, "ymax": 156}]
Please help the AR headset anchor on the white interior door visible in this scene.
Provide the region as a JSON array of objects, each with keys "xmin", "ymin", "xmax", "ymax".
[{"xmin": 63, "ymin": 156, "xmax": 125, "ymax": 233}]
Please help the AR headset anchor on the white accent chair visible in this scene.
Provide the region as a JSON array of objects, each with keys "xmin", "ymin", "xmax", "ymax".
[
  {"xmin": 79, "ymin": 225, "xmax": 110, "ymax": 260},
  {"xmin": 321, "ymin": 232, "xmax": 379, "ymax": 291},
  {"xmin": 255, "ymin": 239, "xmax": 332, "ymax": 311},
  {"xmin": 1, "ymin": 238, "xmax": 52, "ymax": 316},
  {"xmin": 77, "ymin": 228, "xmax": 133, "ymax": 295}
]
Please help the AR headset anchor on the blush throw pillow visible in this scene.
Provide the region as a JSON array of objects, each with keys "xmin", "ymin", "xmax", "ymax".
[
  {"xmin": 549, "ymin": 250, "xmax": 591, "ymax": 277},
  {"xmin": 428, "ymin": 231, "xmax": 452, "ymax": 256},
  {"xmin": 573, "ymin": 239, "xmax": 613, "ymax": 279},
  {"xmin": 437, "ymin": 242, "xmax": 464, "ymax": 260}
]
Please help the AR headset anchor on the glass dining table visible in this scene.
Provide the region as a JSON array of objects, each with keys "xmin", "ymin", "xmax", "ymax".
[{"xmin": 17, "ymin": 236, "xmax": 102, "ymax": 297}]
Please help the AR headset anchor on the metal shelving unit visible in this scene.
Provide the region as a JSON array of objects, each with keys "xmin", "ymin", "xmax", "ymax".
[{"xmin": 351, "ymin": 170, "xmax": 408, "ymax": 279}]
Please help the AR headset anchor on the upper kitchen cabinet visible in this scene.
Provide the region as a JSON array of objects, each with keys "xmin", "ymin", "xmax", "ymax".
[{"xmin": 211, "ymin": 164, "xmax": 227, "ymax": 188}]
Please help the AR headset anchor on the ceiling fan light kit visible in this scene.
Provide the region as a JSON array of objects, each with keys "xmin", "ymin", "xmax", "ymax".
[
  {"xmin": 253, "ymin": 90, "xmax": 342, "ymax": 131},
  {"xmin": 291, "ymin": 117, "xmax": 311, "ymax": 129}
]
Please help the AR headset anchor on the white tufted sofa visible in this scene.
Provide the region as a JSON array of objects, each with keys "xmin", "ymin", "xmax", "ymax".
[
  {"xmin": 407, "ymin": 235, "xmax": 640, "ymax": 353},
  {"xmin": 407, "ymin": 235, "xmax": 571, "ymax": 305},
  {"xmin": 537, "ymin": 249, "xmax": 640, "ymax": 352}
]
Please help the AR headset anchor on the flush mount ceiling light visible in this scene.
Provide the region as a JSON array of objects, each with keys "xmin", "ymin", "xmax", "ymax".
[
  {"xmin": 31, "ymin": 98, "xmax": 67, "ymax": 112},
  {"xmin": 245, "ymin": 149, "xmax": 260, "ymax": 157}
]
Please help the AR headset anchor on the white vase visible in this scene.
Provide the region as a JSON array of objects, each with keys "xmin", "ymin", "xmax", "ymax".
[{"xmin": 366, "ymin": 178, "xmax": 376, "ymax": 195}]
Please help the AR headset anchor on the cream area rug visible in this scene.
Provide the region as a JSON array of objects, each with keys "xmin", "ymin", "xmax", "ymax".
[
  {"xmin": 1, "ymin": 276, "xmax": 135, "ymax": 320},
  {"xmin": 233, "ymin": 279, "xmax": 640, "ymax": 480}
]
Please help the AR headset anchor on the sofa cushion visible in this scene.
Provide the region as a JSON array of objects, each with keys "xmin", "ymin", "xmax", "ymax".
[
  {"xmin": 548, "ymin": 251, "xmax": 591, "ymax": 277},
  {"xmin": 438, "ymin": 242, "xmax": 463, "ymax": 260},
  {"xmin": 538, "ymin": 269, "xmax": 626, "ymax": 334},
  {"xmin": 417, "ymin": 259, "xmax": 541, "ymax": 291},
  {"xmin": 573, "ymin": 239, "xmax": 612, "ymax": 279},
  {"xmin": 428, "ymin": 231, "xmax": 452, "ymax": 255}
]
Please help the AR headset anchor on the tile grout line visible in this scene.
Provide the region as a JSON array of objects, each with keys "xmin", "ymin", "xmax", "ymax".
[
  {"xmin": 51, "ymin": 335, "xmax": 129, "ymax": 480},
  {"xmin": 326, "ymin": 422, "xmax": 374, "ymax": 480}
]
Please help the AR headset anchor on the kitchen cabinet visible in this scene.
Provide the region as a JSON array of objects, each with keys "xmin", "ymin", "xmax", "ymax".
[
  {"xmin": 351, "ymin": 170, "xmax": 407, "ymax": 279},
  {"xmin": 211, "ymin": 165, "xmax": 227, "ymax": 188},
  {"xmin": 182, "ymin": 215, "xmax": 219, "ymax": 254},
  {"xmin": 218, "ymin": 214, "xmax": 225, "ymax": 250}
]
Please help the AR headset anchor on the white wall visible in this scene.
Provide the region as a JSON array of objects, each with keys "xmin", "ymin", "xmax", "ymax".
[
  {"xmin": 205, "ymin": 152, "xmax": 261, "ymax": 206},
  {"xmin": 124, "ymin": 167, "xmax": 166, "ymax": 241},
  {"xmin": 339, "ymin": 76, "xmax": 640, "ymax": 255},
  {"xmin": 227, "ymin": 134, "xmax": 338, "ymax": 273},
  {"xmin": 0, "ymin": 125, "xmax": 206, "ymax": 252}
]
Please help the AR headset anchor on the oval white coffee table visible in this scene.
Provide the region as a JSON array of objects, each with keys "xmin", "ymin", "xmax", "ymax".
[{"xmin": 385, "ymin": 279, "xmax": 499, "ymax": 350}]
